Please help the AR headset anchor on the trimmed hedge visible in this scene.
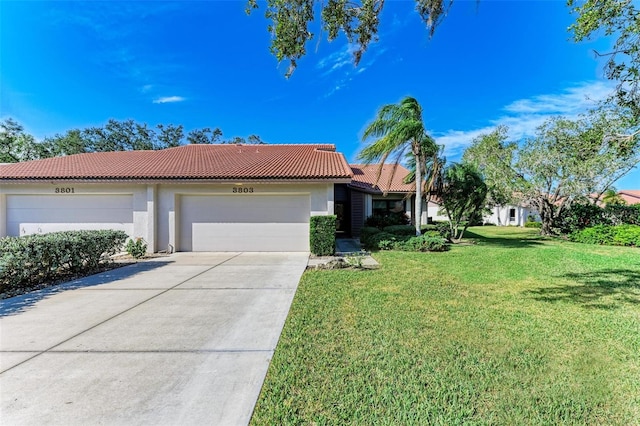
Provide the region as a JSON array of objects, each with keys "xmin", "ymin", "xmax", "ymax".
[
  {"xmin": 0, "ymin": 230, "xmax": 128, "ymax": 295},
  {"xmin": 310, "ymin": 215, "xmax": 336, "ymax": 256},
  {"xmin": 361, "ymin": 225, "xmax": 449, "ymax": 252},
  {"xmin": 569, "ymin": 224, "xmax": 640, "ymax": 247}
]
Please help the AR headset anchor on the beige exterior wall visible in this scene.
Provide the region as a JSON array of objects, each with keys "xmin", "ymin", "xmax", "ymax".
[{"xmin": 1, "ymin": 181, "xmax": 334, "ymax": 252}]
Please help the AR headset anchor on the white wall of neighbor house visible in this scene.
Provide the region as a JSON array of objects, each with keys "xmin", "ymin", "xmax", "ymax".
[
  {"xmin": 483, "ymin": 205, "xmax": 539, "ymax": 226},
  {"xmin": 0, "ymin": 183, "xmax": 149, "ymax": 243},
  {"xmin": 423, "ymin": 200, "xmax": 449, "ymax": 224}
]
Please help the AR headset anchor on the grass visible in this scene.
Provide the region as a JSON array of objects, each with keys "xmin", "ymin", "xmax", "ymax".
[{"xmin": 251, "ymin": 226, "xmax": 640, "ymax": 425}]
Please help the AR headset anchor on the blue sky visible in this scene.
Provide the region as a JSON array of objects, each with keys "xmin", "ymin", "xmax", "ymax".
[{"xmin": 1, "ymin": 0, "xmax": 638, "ymax": 188}]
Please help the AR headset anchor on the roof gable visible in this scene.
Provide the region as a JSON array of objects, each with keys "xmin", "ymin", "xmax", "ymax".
[{"xmin": 0, "ymin": 144, "xmax": 353, "ymax": 181}]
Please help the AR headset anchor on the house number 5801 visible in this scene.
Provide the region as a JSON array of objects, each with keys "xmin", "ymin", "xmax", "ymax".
[
  {"xmin": 55, "ymin": 187, "xmax": 75, "ymax": 193},
  {"xmin": 232, "ymin": 187, "xmax": 254, "ymax": 193}
]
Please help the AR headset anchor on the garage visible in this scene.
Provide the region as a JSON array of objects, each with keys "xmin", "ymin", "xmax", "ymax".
[
  {"xmin": 5, "ymin": 194, "xmax": 134, "ymax": 237},
  {"xmin": 179, "ymin": 194, "xmax": 310, "ymax": 252}
]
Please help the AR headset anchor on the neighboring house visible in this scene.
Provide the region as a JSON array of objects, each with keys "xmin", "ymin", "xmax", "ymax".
[
  {"xmin": 0, "ymin": 144, "xmax": 352, "ymax": 252},
  {"xmin": 336, "ymin": 164, "xmax": 415, "ymax": 238},
  {"xmin": 483, "ymin": 204, "xmax": 540, "ymax": 227},
  {"xmin": 618, "ymin": 190, "xmax": 640, "ymax": 205}
]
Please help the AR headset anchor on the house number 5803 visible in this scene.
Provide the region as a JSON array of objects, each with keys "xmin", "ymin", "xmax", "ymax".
[
  {"xmin": 232, "ymin": 187, "xmax": 254, "ymax": 193},
  {"xmin": 55, "ymin": 187, "xmax": 75, "ymax": 193}
]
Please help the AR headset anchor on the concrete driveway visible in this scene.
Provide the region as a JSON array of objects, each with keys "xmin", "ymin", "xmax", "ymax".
[{"xmin": 0, "ymin": 252, "xmax": 308, "ymax": 426}]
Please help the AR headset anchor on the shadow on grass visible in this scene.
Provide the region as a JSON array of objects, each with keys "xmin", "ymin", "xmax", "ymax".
[
  {"xmin": 525, "ymin": 268, "xmax": 640, "ymax": 309},
  {"xmin": 462, "ymin": 229, "xmax": 546, "ymax": 249},
  {"xmin": 0, "ymin": 261, "xmax": 172, "ymax": 317}
]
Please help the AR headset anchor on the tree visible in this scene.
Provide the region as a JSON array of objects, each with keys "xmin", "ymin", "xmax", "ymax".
[
  {"xmin": 463, "ymin": 108, "xmax": 640, "ymax": 236},
  {"xmin": 156, "ymin": 124, "xmax": 185, "ymax": 149},
  {"xmin": 42, "ymin": 129, "xmax": 89, "ymax": 156},
  {"xmin": 404, "ymin": 136, "xmax": 446, "ymax": 206},
  {"xmin": 358, "ymin": 96, "xmax": 432, "ymax": 236},
  {"xmin": 246, "ymin": 0, "xmax": 452, "ymax": 77},
  {"xmin": 569, "ymin": 0, "xmax": 640, "ymax": 120},
  {"xmin": 0, "ymin": 118, "xmax": 48, "ymax": 163},
  {"xmin": 463, "ymin": 126, "xmax": 519, "ymax": 225},
  {"xmin": 187, "ymin": 127, "xmax": 223, "ymax": 144},
  {"xmin": 440, "ymin": 162, "xmax": 488, "ymax": 242},
  {"xmin": 602, "ymin": 188, "xmax": 626, "ymax": 206}
]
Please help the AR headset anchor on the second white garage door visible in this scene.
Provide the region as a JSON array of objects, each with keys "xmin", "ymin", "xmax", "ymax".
[{"xmin": 179, "ymin": 194, "xmax": 310, "ymax": 252}]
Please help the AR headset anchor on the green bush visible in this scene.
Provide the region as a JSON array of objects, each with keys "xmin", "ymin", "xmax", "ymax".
[
  {"xmin": 420, "ymin": 224, "xmax": 439, "ymax": 233},
  {"xmin": 569, "ymin": 224, "xmax": 640, "ymax": 247},
  {"xmin": 0, "ymin": 230, "xmax": 128, "ymax": 295},
  {"xmin": 394, "ymin": 234, "xmax": 450, "ymax": 252},
  {"xmin": 363, "ymin": 232, "xmax": 400, "ymax": 251},
  {"xmin": 524, "ymin": 221, "xmax": 542, "ymax": 228},
  {"xmin": 126, "ymin": 238, "xmax": 148, "ymax": 259},
  {"xmin": 605, "ymin": 205, "xmax": 640, "ymax": 226},
  {"xmin": 310, "ymin": 215, "xmax": 336, "ymax": 256},
  {"xmin": 435, "ymin": 222, "xmax": 453, "ymax": 241},
  {"xmin": 382, "ymin": 225, "xmax": 416, "ymax": 236},
  {"xmin": 364, "ymin": 213, "xmax": 409, "ymax": 228}
]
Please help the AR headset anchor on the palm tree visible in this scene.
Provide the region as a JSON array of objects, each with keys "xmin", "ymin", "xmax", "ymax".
[
  {"xmin": 404, "ymin": 136, "xmax": 445, "ymax": 204},
  {"xmin": 359, "ymin": 97, "xmax": 434, "ymax": 235}
]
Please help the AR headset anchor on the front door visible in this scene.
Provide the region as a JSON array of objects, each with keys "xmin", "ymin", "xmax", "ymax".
[{"xmin": 335, "ymin": 201, "xmax": 350, "ymax": 236}]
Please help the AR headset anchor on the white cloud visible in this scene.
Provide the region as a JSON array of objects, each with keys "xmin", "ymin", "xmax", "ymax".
[
  {"xmin": 152, "ymin": 96, "xmax": 185, "ymax": 104},
  {"xmin": 434, "ymin": 81, "xmax": 615, "ymax": 158},
  {"xmin": 317, "ymin": 42, "xmax": 387, "ymax": 98}
]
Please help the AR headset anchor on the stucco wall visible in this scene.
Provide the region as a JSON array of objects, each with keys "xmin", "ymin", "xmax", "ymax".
[
  {"xmin": 155, "ymin": 182, "xmax": 333, "ymax": 252},
  {"xmin": 0, "ymin": 181, "xmax": 334, "ymax": 252}
]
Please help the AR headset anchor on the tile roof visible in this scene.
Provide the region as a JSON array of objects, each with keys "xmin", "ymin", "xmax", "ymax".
[
  {"xmin": 619, "ymin": 190, "xmax": 640, "ymax": 205},
  {"xmin": 0, "ymin": 144, "xmax": 353, "ymax": 181},
  {"xmin": 349, "ymin": 164, "xmax": 415, "ymax": 194}
]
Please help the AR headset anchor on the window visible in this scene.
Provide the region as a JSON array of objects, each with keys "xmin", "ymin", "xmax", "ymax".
[
  {"xmin": 509, "ymin": 208, "xmax": 516, "ymax": 221},
  {"xmin": 373, "ymin": 199, "xmax": 404, "ymax": 216}
]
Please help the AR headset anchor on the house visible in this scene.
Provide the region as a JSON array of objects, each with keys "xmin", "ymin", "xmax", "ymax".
[
  {"xmin": 335, "ymin": 164, "xmax": 414, "ymax": 237},
  {"xmin": 482, "ymin": 204, "xmax": 539, "ymax": 226},
  {"xmin": 0, "ymin": 144, "xmax": 352, "ymax": 252},
  {"xmin": 618, "ymin": 190, "xmax": 640, "ymax": 205}
]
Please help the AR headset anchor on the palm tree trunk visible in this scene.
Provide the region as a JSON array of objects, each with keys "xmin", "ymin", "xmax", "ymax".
[{"xmin": 414, "ymin": 153, "xmax": 422, "ymax": 236}]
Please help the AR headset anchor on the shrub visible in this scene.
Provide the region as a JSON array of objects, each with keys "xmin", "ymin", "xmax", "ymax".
[
  {"xmin": 420, "ymin": 224, "xmax": 439, "ymax": 233},
  {"xmin": 0, "ymin": 230, "xmax": 128, "ymax": 295},
  {"xmin": 435, "ymin": 222, "xmax": 453, "ymax": 241},
  {"xmin": 310, "ymin": 215, "xmax": 336, "ymax": 256},
  {"xmin": 126, "ymin": 238, "xmax": 148, "ymax": 259},
  {"xmin": 555, "ymin": 203, "xmax": 609, "ymax": 234},
  {"xmin": 382, "ymin": 225, "xmax": 416, "ymax": 236},
  {"xmin": 394, "ymin": 234, "xmax": 449, "ymax": 252},
  {"xmin": 363, "ymin": 232, "xmax": 400, "ymax": 251},
  {"xmin": 604, "ymin": 205, "xmax": 640, "ymax": 226},
  {"xmin": 569, "ymin": 224, "xmax": 640, "ymax": 247},
  {"xmin": 364, "ymin": 213, "xmax": 409, "ymax": 228},
  {"xmin": 524, "ymin": 221, "xmax": 542, "ymax": 228}
]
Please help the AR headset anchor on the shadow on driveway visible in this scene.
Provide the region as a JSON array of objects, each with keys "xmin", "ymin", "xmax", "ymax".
[{"xmin": 1, "ymin": 261, "xmax": 172, "ymax": 317}]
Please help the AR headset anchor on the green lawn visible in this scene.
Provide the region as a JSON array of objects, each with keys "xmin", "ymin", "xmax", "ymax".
[{"xmin": 251, "ymin": 227, "xmax": 640, "ymax": 425}]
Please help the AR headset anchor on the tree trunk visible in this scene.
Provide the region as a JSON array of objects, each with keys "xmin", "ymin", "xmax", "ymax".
[
  {"xmin": 539, "ymin": 201, "xmax": 554, "ymax": 236},
  {"xmin": 414, "ymin": 153, "xmax": 422, "ymax": 236}
]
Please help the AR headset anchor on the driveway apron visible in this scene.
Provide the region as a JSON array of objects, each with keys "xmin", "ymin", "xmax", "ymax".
[{"xmin": 0, "ymin": 252, "xmax": 308, "ymax": 426}]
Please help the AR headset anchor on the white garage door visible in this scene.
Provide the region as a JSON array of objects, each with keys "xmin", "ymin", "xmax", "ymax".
[
  {"xmin": 179, "ymin": 194, "xmax": 310, "ymax": 252},
  {"xmin": 6, "ymin": 195, "xmax": 134, "ymax": 237}
]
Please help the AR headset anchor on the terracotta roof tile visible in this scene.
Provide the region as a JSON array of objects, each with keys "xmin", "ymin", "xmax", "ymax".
[
  {"xmin": 349, "ymin": 164, "xmax": 414, "ymax": 194},
  {"xmin": 0, "ymin": 144, "xmax": 353, "ymax": 181}
]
